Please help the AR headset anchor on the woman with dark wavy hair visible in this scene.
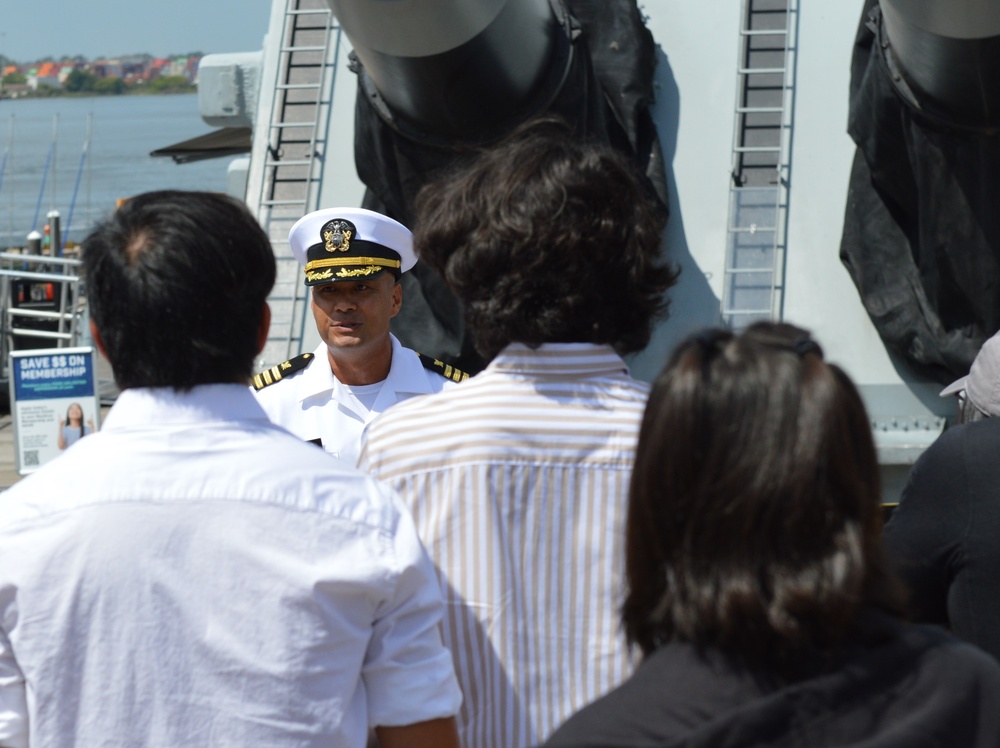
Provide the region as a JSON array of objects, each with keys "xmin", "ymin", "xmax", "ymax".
[{"xmin": 546, "ymin": 322, "xmax": 1000, "ymax": 748}]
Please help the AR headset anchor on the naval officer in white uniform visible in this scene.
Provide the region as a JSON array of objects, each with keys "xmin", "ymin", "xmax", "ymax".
[{"xmin": 252, "ymin": 207, "xmax": 467, "ymax": 464}]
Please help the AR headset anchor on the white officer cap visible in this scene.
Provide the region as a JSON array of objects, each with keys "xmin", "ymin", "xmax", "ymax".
[{"xmin": 288, "ymin": 207, "xmax": 416, "ymax": 286}]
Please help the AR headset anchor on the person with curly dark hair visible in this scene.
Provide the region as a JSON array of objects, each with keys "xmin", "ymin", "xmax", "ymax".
[
  {"xmin": 358, "ymin": 116, "xmax": 678, "ymax": 747},
  {"xmin": 544, "ymin": 322, "xmax": 1000, "ymax": 748},
  {"xmin": 414, "ymin": 115, "xmax": 677, "ymax": 361}
]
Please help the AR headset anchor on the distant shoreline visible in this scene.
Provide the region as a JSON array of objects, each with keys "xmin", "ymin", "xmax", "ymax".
[{"xmin": 0, "ymin": 87, "xmax": 196, "ymax": 101}]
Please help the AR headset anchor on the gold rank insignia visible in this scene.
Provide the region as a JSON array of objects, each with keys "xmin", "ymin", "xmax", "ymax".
[
  {"xmin": 417, "ymin": 353, "xmax": 471, "ymax": 383},
  {"xmin": 251, "ymin": 352, "xmax": 315, "ymax": 391}
]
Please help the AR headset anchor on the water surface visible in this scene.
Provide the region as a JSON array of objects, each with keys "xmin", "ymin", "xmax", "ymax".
[{"xmin": 0, "ymin": 94, "xmax": 232, "ymax": 247}]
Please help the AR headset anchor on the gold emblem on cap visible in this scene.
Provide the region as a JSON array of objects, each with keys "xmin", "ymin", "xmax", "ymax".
[{"xmin": 323, "ymin": 220, "xmax": 352, "ymax": 253}]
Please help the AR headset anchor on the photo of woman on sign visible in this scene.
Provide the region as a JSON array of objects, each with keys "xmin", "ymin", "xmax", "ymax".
[{"xmin": 56, "ymin": 402, "xmax": 94, "ymax": 450}]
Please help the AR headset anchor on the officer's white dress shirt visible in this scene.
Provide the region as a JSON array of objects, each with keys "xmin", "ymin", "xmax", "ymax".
[
  {"xmin": 253, "ymin": 334, "xmax": 456, "ymax": 464},
  {"xmin": 0, "ymin": 384, "xmax": 461, "ymax": 748}
]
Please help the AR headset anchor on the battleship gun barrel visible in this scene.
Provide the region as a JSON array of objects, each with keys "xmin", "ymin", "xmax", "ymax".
[
  {"xmin": 880, "ymin": 0, "xmax": 1000, "ymax": 128},
  {"xmin": 840, "ymin": 0, "xmax": 1000, "ymax": 379},
  {"xmin": 327, "ymin": 0, "xmax": 562, "ymax": 137},
  {"xmin": 325, "ymin": 0, "xmax": 664, "ymax": 373}
]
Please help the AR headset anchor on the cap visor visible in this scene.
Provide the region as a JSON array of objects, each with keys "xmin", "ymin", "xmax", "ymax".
[{"xmin": 940, "ymin": 376, "xmax": 968, "ymax": 397}]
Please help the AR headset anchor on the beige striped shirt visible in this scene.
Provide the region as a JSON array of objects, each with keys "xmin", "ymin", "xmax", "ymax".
[{"xmin": 358, "ymin": 343, "xmax": 648, "ymax": 747}]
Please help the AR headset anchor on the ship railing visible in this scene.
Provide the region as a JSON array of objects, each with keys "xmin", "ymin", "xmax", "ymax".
[{"xmin": 0, "ymin": 252, "xmax": 86, "ymax": 386}]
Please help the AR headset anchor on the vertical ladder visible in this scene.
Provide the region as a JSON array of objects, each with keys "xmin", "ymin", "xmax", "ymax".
[
  {"xmin": 722, "ymin": 0, "xmax": 797, "ymax": 329},
  {"xmin": 249, "ymin": 0, "xmax": 341, "ymax": 369}
]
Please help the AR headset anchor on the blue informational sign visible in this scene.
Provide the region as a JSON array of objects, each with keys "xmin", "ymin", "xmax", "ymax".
[{"xmin": 9, "ymin": 347, "xmax": 101, "ymax": 475}]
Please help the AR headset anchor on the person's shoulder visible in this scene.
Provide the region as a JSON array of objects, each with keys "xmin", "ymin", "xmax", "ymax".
[
  {"xmin": 250, "ymin": 351, "xmax": 316, "ymax": 396},
  {"xmin": 888, "ymin": 618, "xmax": 1000, "ymax": 688},
  {"xmin": 928, "ymin": 416, "xmax": 1000, "ymax": 452},
  {"xmin": 904, "ymin": 417, "xmax": 1000, "ymax": 489},
  {"xmin": 413, "ymin": 352, "xmax": 471, "ymax": 386},
  {"xmin": 615, "ymin": 372, "xmax": 653, "ymax": 399},
  {"xmin": 0, "ymin": 433, "xmax": 109, "ymax": 526}
]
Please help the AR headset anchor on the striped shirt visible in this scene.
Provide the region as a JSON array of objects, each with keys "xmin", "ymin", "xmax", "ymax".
[{"xmin": 358, "ymin": 343, "xmax": 649, "ymax": 747}]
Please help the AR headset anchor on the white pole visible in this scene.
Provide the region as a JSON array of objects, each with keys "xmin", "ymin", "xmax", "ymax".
[
  {"xmin": 50, "ymin": 114, "xmax": 58, "ymax": 215},
  {"xmin": 5, "ymin": 114, "xmax": 12, "ymax": 248}
]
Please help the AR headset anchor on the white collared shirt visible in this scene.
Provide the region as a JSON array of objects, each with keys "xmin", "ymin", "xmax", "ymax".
[
  {"xmin": 0, "ymin": 385, "xmax": 461, "ymax": 748},
  {"xmin": 253, "ymin": 334, "xmax": 457, "ymax": 464}
]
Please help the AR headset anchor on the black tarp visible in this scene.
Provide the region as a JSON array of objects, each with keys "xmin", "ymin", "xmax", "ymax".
[
  {"xmin": 840, "ymin": 0, "xmax": 1000, "ymax": 382},
  {"xmin": 150, "ymin": 127, "xmax": 252, "ymax": 165},
  {"xmin": 350, "ymin": 0, "xmax": 665, "ymax": 372}
]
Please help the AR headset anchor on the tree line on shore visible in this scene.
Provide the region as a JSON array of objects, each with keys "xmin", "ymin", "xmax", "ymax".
[{"xmin": 1, "ymin": 69, "xmax": 195, "ymax": 97}]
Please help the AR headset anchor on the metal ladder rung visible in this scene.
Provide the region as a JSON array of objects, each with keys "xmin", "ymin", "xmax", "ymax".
[
  {"xmin": 271, "ymin": 121, "xmax": 318, "ymax": 129},
  {"xmin": 738, "ymin": 67, "xmax": 786, "ymax": 75},
  {"xmin": 734, "ymin": 145, "xmax": 781, "ymax": 153},
  {"xmin": 276, "ymin": 83, "xmax": 323, "ymax": 91},
  {"xmin": 265, "ymin": 159, "xmax": 314, "ymax": 167},
  {"xmin": 724, "ymin": 308, "xmax": 776, "ymax": 316},
  {"xmin": 260, "ymin": 198, "xmax": 310, "ymax": 207},
  {"xmin": 731, "ymin": 184, "xmax": 782, "ymax": 192},
  {"xmin": 728, "ymin": 227, "xmax": 777, "ymax": 234},
  {"xmin": 287, "ymin": 8, "xmax": 332, "ymax": 15},
  {"xmin": 281, "ymin": 45, "xmax": 327, "ymax": 53},
  {"xmin": 740, "ymin": 29, "xmax": 788, "ymax": 36},
  {"xmin": 737, "ymin": 106, "xmax": 784, "ymax": 113},
  {"xmin": 725, "ymin": 267, "xmax": 776, "ymax": 274}
]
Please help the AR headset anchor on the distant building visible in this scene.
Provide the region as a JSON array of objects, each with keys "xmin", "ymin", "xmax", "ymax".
[
  {"xmin": 8, "ymin": 52, "xmax": 202, "ymax": 92},
  {"xmin": 30, "ymin": 62, "xmax": 60, "ymax": 90},
  {"xmin": 91, "ymin": 59, "xmax": 123, "ymax": 80}
]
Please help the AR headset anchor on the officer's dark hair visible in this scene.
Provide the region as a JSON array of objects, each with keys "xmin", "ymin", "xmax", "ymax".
[
  {"xmin": 412, "ymin": 115, "xmax": 678, "ymax": 360},
  {"xmin": 623, "ymin": 322, "xmax": 905, "ymax": 679},
  {"xmin": 82, "ymin": 190, "xmax": 276, "ymax": 390}
]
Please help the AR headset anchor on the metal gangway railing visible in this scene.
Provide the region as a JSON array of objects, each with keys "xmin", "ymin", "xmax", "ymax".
[{"xmin": 0, "ymin": 252, "xmax": 86, "ymax": 386}]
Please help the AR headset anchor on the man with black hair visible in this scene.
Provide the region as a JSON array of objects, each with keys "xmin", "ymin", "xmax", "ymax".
[
  {"xmin": 0, "ymin": 191, "xmax": 461, "ymax": 748},
  {"xmin": 358, "ymin": 117, "xmax": 679, "ymax": 747}
]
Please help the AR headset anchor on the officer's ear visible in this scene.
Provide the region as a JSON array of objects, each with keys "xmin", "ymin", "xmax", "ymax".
[
  {"xmin": 256, "ymin": 303, "xmax": 272, "ymax": 355},
  {"xmin": 391, "ymin": 279, "xmax": 402, "ymax": 317}
]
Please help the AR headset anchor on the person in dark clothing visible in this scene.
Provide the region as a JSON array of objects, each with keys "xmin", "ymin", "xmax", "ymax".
[
  {"xmin": 545, "ymin": 322, "xmax": 1000, "ymax": 748},
  {"xmin": 883, "ymin": 329, "xmax": 1000, "ymax": 662}
]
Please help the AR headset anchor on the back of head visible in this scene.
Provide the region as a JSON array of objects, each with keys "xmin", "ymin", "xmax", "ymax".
[
  {"xmin": 413, "ymin": 115, "xmax": 678, "ymax": 360},
  {"xmin": 623, "ymin": 322, "xmax": 903, "ymax": 676},
  {"xmin": 82, "ymin": 190, "xmax": 276, "ymax": 390}
]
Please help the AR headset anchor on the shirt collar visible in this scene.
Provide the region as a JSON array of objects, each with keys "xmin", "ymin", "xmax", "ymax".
[
  {"xmin": 487, "ymin": 343, "xmax": 630, "ymax": 377},
  {"xmin": 297, "ymin": 334, "xmax": 432, "ymax": 403},
  {"xmin": 103, "ymin": 384, "xmax": 271, "ymax": 430}
]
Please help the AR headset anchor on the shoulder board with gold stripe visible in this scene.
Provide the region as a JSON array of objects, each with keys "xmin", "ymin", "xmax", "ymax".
[
  {"xmin": 251, "ymin": 352, "xmax": 315, "ymax": 391},
  {"xmin": 416, "ymin": 352, "xmax": 470, "ymax": 383}
]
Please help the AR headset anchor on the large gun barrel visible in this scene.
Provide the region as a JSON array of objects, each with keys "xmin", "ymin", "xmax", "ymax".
[
  {"xmin": 880, "ymin": 0, "xmax": 1000, "ymax": 128},
  {"xmin": 325, "ymin": 0, "xmax": 664, "ymax": 372},
  {"xmin": 327, "ymin": 0, "xmax": 562, "ymax": 138},
  {"xmin": 841, "ymin": 0, "xmax": 1000, "ymax": 380}
]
